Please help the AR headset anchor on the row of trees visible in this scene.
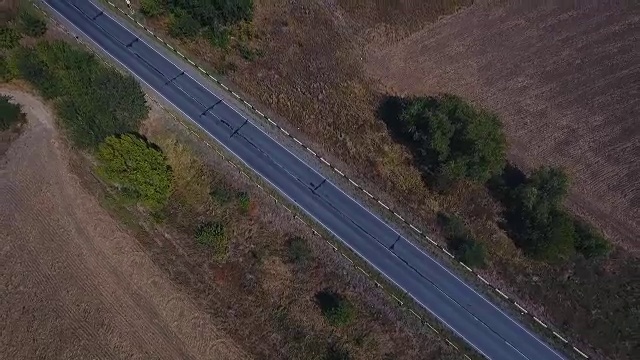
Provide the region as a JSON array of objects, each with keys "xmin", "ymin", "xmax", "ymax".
[
  {"xmin": 10, "ymin": 40, "xmax": 148, "ymax": 147},
  {"xmin": 393, "ymin": 95, "xmax": 610, "ymax": 263}
]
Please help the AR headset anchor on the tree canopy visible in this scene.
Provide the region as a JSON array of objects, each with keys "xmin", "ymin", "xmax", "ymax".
[
  {"xmin": 11, "ymin": 41, "xmax": 147, "ymax": 147},
  {"xmin": 97, "ymin": 134, "xmax": 172, "ymax": 209},
  {"xmin": 399, "ymin": 94, "xmax": 507, "ymax": 185},
  {"xmin": 506, "ymin": 166, "xmax": 610, "ymax": 261},
  {"xmin": 0, "ymin": 95, "xmax": 25, "ymax": 131}
]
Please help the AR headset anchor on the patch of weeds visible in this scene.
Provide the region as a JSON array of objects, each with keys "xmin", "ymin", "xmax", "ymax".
[
  {"xmin": 286, "ymin": 236, "xmax": 312, "ymax": 267},
  {"xmin": 210, "ymin": 186, "xmax": 232, "ymax": 205},
  {"xmin": 195, "ymin": 221, "xmax": 229, "ymax": 260},
  {"xmin": 250, "ymin": 244, "xmax": 268, "ymax": 265},
  {"xmin": 207, "ymin": 25, "xmax": 231, "ymax": 49},
  {"xmin": 237, "ymin": 43, "xmax": 261, "ymax": 61},
  {"xmin": 0, "ymin": 27, "xmax": 20, "ymax": 50},
  {"xmin": 324, "ymin": 342, "xmax": 352, "ymax": 360},
  {"xmin": 438, "ymin": 212, "xmax": 486, "ymax": 268},
  {"xmin": 237, "ymin": 191, "xmax": 250, "ymax": 212},
  {"xmin": 315, "ymin": 289, "xmax": 355, "ymax": 327}
]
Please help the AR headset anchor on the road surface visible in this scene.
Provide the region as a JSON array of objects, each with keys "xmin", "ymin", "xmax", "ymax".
[{"xmin": 42, "ymin": 1, "xmax": 568, "ymax": 359}]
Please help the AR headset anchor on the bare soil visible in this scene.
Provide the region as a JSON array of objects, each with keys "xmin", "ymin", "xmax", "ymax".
[{"xmin": 0, "ymin": 85, "xmax": 249, "ymax": 360}]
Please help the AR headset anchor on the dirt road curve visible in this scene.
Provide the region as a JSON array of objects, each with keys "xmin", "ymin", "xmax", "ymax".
[{"xmin": 0, "ymin": 87, "xmax": 248, "ymax": 360}]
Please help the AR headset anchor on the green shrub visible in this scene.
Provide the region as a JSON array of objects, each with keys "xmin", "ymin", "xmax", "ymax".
[
  {"xmin": 0, "ymin": 95, "xmax": 25, "ymax": 131},
  {"xmin": 0, "ymin": 27, "xmax": 20, "ymax": 50},
  {"xmin": 18, "ymin": 8, "xmax": 47, "ymax": 37},
  {"xmin": 207, "ymin": 26, "xmax": 231, "ymax": 49},
  {"xmin": 315, "ymin": 290, "xmax": 355, "ymax": 327},
  {"xmin": 237, "ymin": 191, "xmax": 250, "ymax": 212},
  {"xmin": 439, "ymin": 213, "xmax": 486, "ymax": 268},
  {"xmin": 140, "ymin": 0, "xmax": 165, "ymax": 17},
  {"xmin": 286, "ymin": 237, "xmax": 311, "ymax": 267},
  {"xmin": 574, "ymin": 220, "xmax": 611, "ymax": 259},
  {"xmin": 210, "ymin": 187, "xmax": 231, "ymax": 204},
  {"xmin": 97, "ymin": 134, "xmax": 172, "ymax": 209},
  {"xmin": 168, "ymin": 9, "xmax": 201, "ymax": 39},
  {"xmin": 196, "ymin": 221, "xmax": 228, "ymax": 260}
]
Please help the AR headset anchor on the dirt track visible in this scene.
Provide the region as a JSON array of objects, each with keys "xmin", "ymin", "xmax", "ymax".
[
  {"xmin": 367, "ymin": 0, "xmax": 640, "ymax": 251},
  {"xmin": 0, "ymin": 87, "xmax": 248, "ymax": 360}
]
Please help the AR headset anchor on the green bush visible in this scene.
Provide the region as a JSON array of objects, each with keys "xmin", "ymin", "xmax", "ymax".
[
  {"xmin": 210, "ymin": 186, "xmax": 231, "ymax": 204},
  {"xmin": 18, "ymin": 8, "xmax": 47, "ymax": 37},
  {"xmin": 196, "ymin": 221, "xmax": 228, "ymax": 259},
  {"xmin": 439, "ymin": 213, "xmax": 486, "ymax": 268},
  {"xmin": 237, "ymin": 191, "xmax": 250, "ymax": 212},
  {"xmin": 207, "ymin": 26, "xmax": 231, "ymax": 49},
  {"xmin": 13, "ymin": 41, "xmax": 148, "ymax": 148},
  {"xmin": 574, "ymin": 220, "xmax": 611, "ymax": 259},
  {"xmin": 168, "ymin": 9, "xmax": 201, "ymax": 39},
  {"xmin": 286, "ymin": 237, "xmax": 312, "ymax": 267},
  {"xmin": 140, "ymin": 0, "xmax": 165, "ymax": 17},
  {"xmin": 0, "ymin": 27, "xmax": 20, "ymax": 50},
  {"xmin": 97, "ymin": 134, "xmax": 172, "ymax": 209},
  {"xmin": 315, "ymin": 290, "xmax": 355, "ymax": 327},
  {"xmin": 398, "ymin": 94, "xmax": 507, "ymax": 185},
  {"xmin": 0, "ymin": 95, "xmax": 25, "ymax": 131}
]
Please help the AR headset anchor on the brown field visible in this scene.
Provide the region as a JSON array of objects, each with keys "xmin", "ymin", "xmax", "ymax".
[
  {"xmin": 0, "ymin": 86, "xmax": 249, "ymax": 360},
  {"xmin": 367, "ymin": 0, "xmax": 640, "ymax": 252}
]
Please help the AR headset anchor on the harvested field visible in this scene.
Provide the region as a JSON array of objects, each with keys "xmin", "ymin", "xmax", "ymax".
[
  {"xmin": 367, "ymin": 0, "xmax": 640, "ymax": 252},
  {"xmin": 0, "ymin": 85, "xmax": 249, "ymax": 360}
]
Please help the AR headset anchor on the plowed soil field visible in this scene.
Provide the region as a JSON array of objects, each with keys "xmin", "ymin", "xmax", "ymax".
[
  {"xmin": 367, "ymin": 0, "xmax": 640, "ymax": 251},
  {"xmin": 0, "ymin": 86, "xmax": 248, "ymax": 360}
]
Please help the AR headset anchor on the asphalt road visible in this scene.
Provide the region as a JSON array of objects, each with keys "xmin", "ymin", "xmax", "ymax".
[{"xmin": 43, "ymin": 1, "xmax": 568, "ymax": 359}]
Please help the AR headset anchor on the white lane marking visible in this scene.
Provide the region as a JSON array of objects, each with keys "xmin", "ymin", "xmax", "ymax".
[
  {"xmin": 533, "ymin": 317, "xmax": 548, "ymax": 328},
  {"xmin": 553, "ymin": 332, "xmax": 568, "ymax": 343}
]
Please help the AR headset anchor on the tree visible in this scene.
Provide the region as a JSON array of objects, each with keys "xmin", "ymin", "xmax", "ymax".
[
  {"xmin": 97, "ymin": 134, "xmax": 172, "ymax": 209},
  {"xmin": 0, "ymin": 56, "xmax": 13, "ymax": 82},
  {"xmin": 398, "ymin": 94, "xmax": 507, "ymax": 185},
  {"xmin": 18, "ymin": 8, "xmax": 47, "ymax": 37},
  {"xmin": 0, "ymin": 95, "xmax": 25, "ymax": 130},
  {"xmin": 195, "ymin": 221, "xmax": 229, "ymax": 260}
]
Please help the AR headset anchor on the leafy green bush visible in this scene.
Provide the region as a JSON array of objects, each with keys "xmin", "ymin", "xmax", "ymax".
[
  {"xmin": 207, "ymin": 26, "xmax": 231, "ymax": 49},
  {"xmin": 286, "ymin": 237, "xmax": 311, "ymax": 267},
  {"xmin": 196, "ymin": 221, "xmax": 228, "ymax": 259},
  {"xmin": 0, "ymin": 95, "xmax": 25, "ymax": 131},
  {"xmin": 18, "ymin": 8, "xmax": 47, "ymax": 37},
  {"xmin": 0, "ymin": 27, "xmax": 20, "ymax": 50},
  {"xmin": 394, "ymin": 94, "xmax": 506, "ymax": 186},
  {"xmin": 13, "ymin": 41, "xmax": 147, "ymax": 147},
  {"xmin": 168, "ymin": 9, "xmax": 201, "ymax": 39},
  {"xmin": 439, "ymin": 213, "xmax": 486, "ymax": 268},
  {"xmin": 140, "ymin": 0, "xmax": 165, "ymax": 17},
  {"xmin": 315, "ymin": 290, "xmax": 355, "ymax": 327},
  {"xmin": 97, "ymin": 134, "xmax": 172, "ymax": 209},
  {"xmin": 574, "ymin": 220, "xmax": 611, "ymax": 259}
]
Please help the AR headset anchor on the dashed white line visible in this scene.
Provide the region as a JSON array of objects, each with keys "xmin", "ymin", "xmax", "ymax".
[
  {"xmin": 573, "ymin": 347, "xmax": 589, "ymax": 359},
  {"xmin": 496, "ymin": 289, "xmax": 509, "ymax": 299},
  {"xmin": 533, "ymin": 317, "xmax": 548, "ymax": 328},
  {"xmin": 553, "ymin": 332, "xmax": 568, "ymax": 343}
]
